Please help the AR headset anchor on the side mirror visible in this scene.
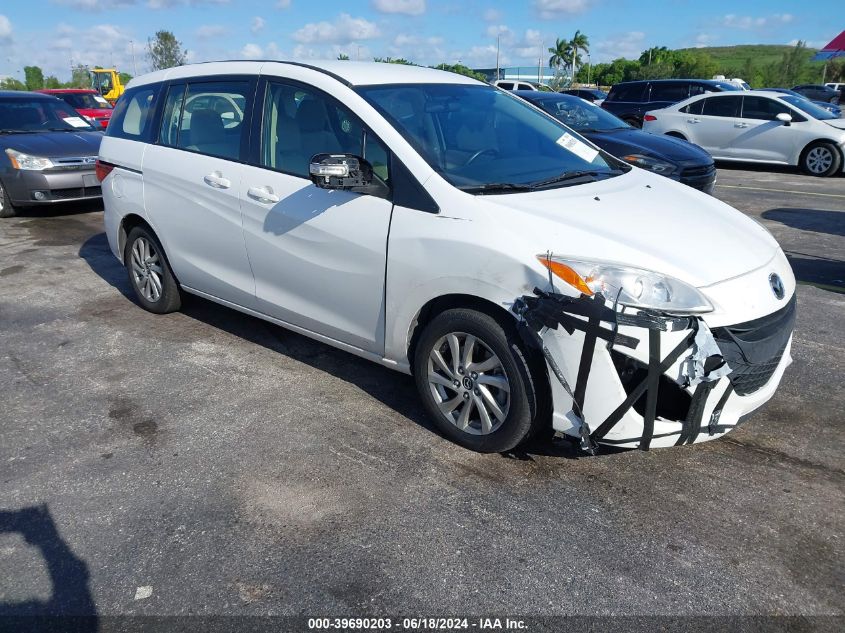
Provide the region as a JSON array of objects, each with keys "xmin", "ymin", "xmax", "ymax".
[
  {"xmin": 309, "ymin": 154, "xmax": 373, "ymax": 189},
  {"xmin": 776, "ymin": 112, "xmax": 792, "ymax": 125}
]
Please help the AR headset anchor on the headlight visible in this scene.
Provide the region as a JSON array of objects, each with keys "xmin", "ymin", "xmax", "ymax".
[
  {"xmin": 6, "ymin": 148, "xmax": 54, "ymax": 171},
  {"xmin": 622, "ymin": 153, "xmax": 678, "ymax": 175},
  {"xmin": 537, "ymin": 256, "xmax": 713, "ymax": 314}
]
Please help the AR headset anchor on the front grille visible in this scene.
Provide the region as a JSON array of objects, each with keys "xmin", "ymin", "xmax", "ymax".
[
  {"xmin": 722, "ymin": 344, "xmax": 786, "ymax": 396},
  {"xmin": 47, "ymin": 186, "xmax": 102, "ymax": 200},
  {"xmin": 712, "ymin": 296, "xmax": 796, "ymax": 396},
  {"xmin": 681, "ymin": 164, "xmax": 715, "ymax": 179}
]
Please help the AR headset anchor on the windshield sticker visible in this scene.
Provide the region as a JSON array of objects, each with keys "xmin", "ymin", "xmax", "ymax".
[
  {"xmin": 63, "ymin": 116, "xmax": 90, "ymax": 128},
  {"xmin": 557, "ymin": 132, "xmax": 599, "ymax": 163},
  {"xmin": 94, "ymin": 96, "xmax": 110, "ymax": 106}
]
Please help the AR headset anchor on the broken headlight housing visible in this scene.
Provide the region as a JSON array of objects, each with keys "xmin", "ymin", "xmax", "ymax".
[{"xmin": 537, "ymin": 256, "xmax": 713, "ymax": 314}]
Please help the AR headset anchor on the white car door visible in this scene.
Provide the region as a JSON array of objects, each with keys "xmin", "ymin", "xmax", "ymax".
[
  {"xmin": 238, "ymin": 79, "xmax": 394, "ymax": 353},
  {"xmin": 729, "ymin": 95, "xmax": 801, "ymax": 163},
  {"xmin": 142, "ymin": 78, "xmax": 257, "ymax": 309},
  {"xmin": 686, "ymin": 95, "xmax": 745, "ymax": 158}
]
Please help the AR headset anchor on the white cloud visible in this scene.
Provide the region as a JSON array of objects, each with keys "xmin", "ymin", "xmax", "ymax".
[
  {"xmin": 0, "ymin": 15, "xmax": 12, "ymax": 43},
  {"xmin": 196, "ymin": 24, "xmax": 226, "ymax": 39},
  {"xmin": 292, "ymin": 43, "xmax": 372, "ymax": 61},
  {"xmin": 293, "ymin": 13, "xmax": 380, "ymax": 44},
  {"xmin": 692, "ymin": 33, "xmax": 718, "ymax": 48},
  {"xmin": 483, "ymin": 8, "xmax": 502, "ymax": 22},
  {"xmin": 251, "ymin": 16, "xmax": 266, "ymax": 33},
  {"xmin": 371, "ymin": 0, "xmax": 426, "ymax": 16},
  {"xmin": 720, "ymin": 14, "xmax": 793, "ymax": 30},
  {"xmin": 240, "ymin": 43, "xmax": 264, "ymax": 58},
  {"xmin": 534, "ymin": 0, "xmax": 594, "ymax": 19},
  {"xmin": 276, "ymin": 0, "xmax": 291, "ymax": 7},
  {"xmin": 593, "ymin": 31, "xmax": 646, "ymax": 62}
]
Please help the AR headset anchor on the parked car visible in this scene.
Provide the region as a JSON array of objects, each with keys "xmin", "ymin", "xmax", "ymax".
[
  {"xmin": 791, "ymin": 84, "xmax": 840, "ymax": 104},
  {"xmin": 601, "ymin": 79, "xmax": 741, "ymax": 127},
  {"xmin": 642, "ymin": 90, "xmax": 845, "ymax": 176},
  {"xmin": 0, "ymin": 91, "xmax": 103, "ymax": 218},
  {"xmin": 712, "ymin": 76, "xmax": 751, "ymax": 90},
  {"xmin": 36, "ymin": 88, "xmax": 113, "ymax": 129},
  {"xmin": 99, "ymin": 61, "xmax": 795, "ymax": 453},
  {"xmin": 494, "ymin": 80, "xmax": 552, "ymax": 92},
  {"xmin": 515, "ymin": 91, "xmax": 716, "ymax": 193},
  {"xmin": 825, "ymin": 82, "xmax": 845, "ymax": 95},
  {"xmin": 561, "ymin": 88, "xmax": 608, "ymax": 105},
  {"xmin": 764, "ymin": 88, "xmax": 842, "ymax": 117}
]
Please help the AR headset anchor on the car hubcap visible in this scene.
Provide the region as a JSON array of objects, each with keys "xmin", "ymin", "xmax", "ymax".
[
  {"xmin": 806, "ymin": 147, "xmax": 833, "ymax": 174},
  {"xmin": 130, "ymin": 237, "xmax": 163, "ymax": 302},
  {"xmin": 427, "ymin": 332, "xmax": 510, "ymax": 435}
]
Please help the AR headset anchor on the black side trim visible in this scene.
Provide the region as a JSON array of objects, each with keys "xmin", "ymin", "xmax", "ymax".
[
  {"xmin": 390, "ymin": 156, "xmax": 439, "ymax": 213},
  {"xmin": 105, "ymin": 161, "xmax": 142, "ymax": 175}
]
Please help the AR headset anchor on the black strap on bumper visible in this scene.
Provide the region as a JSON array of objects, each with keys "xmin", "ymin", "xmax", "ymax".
[{"xmin": 708, "ymin": 383, "xmax": 735, "ymax": 436}]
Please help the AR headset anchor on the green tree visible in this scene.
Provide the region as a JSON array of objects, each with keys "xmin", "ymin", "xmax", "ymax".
[
  {"xmin": 337, "ymin": 53, "xmax": 350, "ymax": 60},
  {"xmin": 44, "ymin": 75, "xmax": 62, "ymax": 89},
  {"xmin": 23, "ymin": 66, "xmax": 44, "ymax": 91},
  {"xmin": 0, "ymin": 77, "xmax": 26, "ymax": 90},
  {"xmin": 147, "ymin": 30, "xmax": 187, "ymax": 71},
  {"xmin": 373, "ymin": 57, "xmax": 416, "ymax": 65},
  {"xmin": 639, "ymin": 46, "xmax": 670, "ymax": 66},
  {"xmin": 118, "ymin": 72, "xmax": 132, "ymax": 85},
  {"xmin": 548, "ymin": 37, "xmax": 573, "ymax": 72},
  {"xmin": 433, "ymin": 63, "xmax": 487, "ymax": 82},
  {"xmin": 569, "ymin": 29, "xmax": 589, "ymax": 77},
  {"xmin": 68, "ymin": 64, "xmax": 90, "ymax": 89}
]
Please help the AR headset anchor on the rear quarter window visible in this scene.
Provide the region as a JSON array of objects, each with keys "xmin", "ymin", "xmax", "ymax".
[
  {"xmin": 607, "ymin": 83, "xmax": 646, "ymax": 102},
  {"xmin": 106, "ymin": 84, "xmax": 161, "ymax": 142}
]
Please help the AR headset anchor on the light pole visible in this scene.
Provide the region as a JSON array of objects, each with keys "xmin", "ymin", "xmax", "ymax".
[{"xmin": 587, "ymin": 53, "xmax": 591, "ymax": 86}]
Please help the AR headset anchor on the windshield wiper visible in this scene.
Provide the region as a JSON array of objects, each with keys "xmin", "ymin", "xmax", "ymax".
[
  {"xmin": 530, "ymin": 169, "xmax": 624, "ymax": 190},
  {"xmin": 459, "ymin": 182, "xmax": 533, "ymax": 194},
  {"xmin": 45, "ymin": 127, "xmax": 83, "ymax": 132},
  {"xmin": 0, "ymin": 129, "xmax": 35, "ymax": 134}
]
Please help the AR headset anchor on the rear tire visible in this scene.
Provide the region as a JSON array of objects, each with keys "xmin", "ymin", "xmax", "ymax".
[
  {"xmin": 413, "ymin": 309, "xmax": 547, "ymax": 453},
  {"xmin": 0, "ymin": 182, "xmax": 17, "ymax": 218},
  {"xmin": 800, "ymin": 141, "xmax": 841, "ymax": 177},
  {"xmin": 124, "ymin": 226, "xmax": 181, "ymax": 314}
]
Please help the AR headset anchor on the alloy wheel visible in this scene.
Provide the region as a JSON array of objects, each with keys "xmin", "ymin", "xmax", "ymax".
[
  {"xmin": 130, "ymin": 237, "xmax": 164, "ymax": 303},
  {"xmin": 426, "ymin": 332, "xmax": 511, "ymax": 435},
  {"xmin": 806, "ymin": 146, "xmax": 834, "ymax": 174}
]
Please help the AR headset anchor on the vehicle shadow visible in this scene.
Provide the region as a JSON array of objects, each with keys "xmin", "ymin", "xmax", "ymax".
[
  {"xmin": 715, "ymin": 161, "xmax": 845, "ymax": 178},
  {"xmin": 78, "ymin": 232, "xmax": 600, "ymax": 460},
  {"xmin": 12, "ymin": 200, "xmax": 103, "ymax": 219},
  {"xmin": 762, "ymin": 208, "xmax": 845, "ymax": 238},
  {"xmin": 0, "ymin": 505, "xmax": 98, "ymax": 632},
  {"xmin": 783, "ymin": 253, "xmax": 845, "ymax": 294}
]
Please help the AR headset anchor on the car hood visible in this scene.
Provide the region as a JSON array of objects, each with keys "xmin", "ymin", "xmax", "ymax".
[
  {"xmin": 479, "ymin": 169, "xmax": 779, "ymax": 288},
  {"xmin": 823, "ymin": 118, "xmax": 845, "ymax": 130},
  {"xmin": 2, "ymin": 131, "xmax": 103, "ymax": 158},
  {"xmin": 585, "ymin": 128, "xmax": 712, "ymax": 164}
]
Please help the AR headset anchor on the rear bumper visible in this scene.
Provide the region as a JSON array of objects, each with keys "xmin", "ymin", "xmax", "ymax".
[{"xmin": 3, "ymin": 169, "xmax": 102, "ymax": 205}]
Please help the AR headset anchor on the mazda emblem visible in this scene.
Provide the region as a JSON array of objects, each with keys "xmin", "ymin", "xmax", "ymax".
[{"xmin": 769, "ymin": 273, "xmax": 785, "ymax": 300}]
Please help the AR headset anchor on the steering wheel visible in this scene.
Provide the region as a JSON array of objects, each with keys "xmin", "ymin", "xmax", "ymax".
[{"xmin": 464, "ymin": 148, "xmax": 499, "ymax": 166}]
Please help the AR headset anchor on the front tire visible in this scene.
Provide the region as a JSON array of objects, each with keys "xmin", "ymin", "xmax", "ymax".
[
  {"xmin": 124, "ymin": 226, "xmax": 181, "ymax": 314},
  {"xmin": 0, "ymin": 181, "xmax": 17, "ymax": 218},
  {"xmin": 413, "ymin": 309, "xmax": 545, "ymax": 453},
  {"xmin": 800, "ymin": 141, "xmax": 841, "ymax": 177}
]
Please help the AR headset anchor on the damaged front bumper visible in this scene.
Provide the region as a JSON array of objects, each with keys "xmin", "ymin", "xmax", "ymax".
[{"xmin": 514, "ymin": 288, "xmax": 796, "ymax": 452}]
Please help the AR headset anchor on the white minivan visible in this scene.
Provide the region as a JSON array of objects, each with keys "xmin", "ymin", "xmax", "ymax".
[{"xmin": 98, "ymin": 61, "xmax": 796, "ymax": 453}]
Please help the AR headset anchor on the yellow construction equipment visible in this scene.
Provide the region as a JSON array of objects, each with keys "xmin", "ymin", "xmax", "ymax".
[{"xmin": 90, "ymin": 69, "xmax": 125, "ymax": 105}]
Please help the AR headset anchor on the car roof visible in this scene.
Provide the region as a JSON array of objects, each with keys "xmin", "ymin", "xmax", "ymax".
[
  {"xmin": 513, "ymin": 90, "xmax": 577, "ymax": 100},
  {"xmin": 0, "ymin": 90, "xmax": 58, "ymax": 99},
  {"xmin": 129, "ymin": 60, "xmax": 483, "ymax": 89},
  {"xmin": 36, "ymin": 89, "xmax": 98, "ymax": 94}
]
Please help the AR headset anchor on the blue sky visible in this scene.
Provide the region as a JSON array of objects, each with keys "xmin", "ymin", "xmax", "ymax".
[{"xmin": 0, "ymin": 0, "xmax": 840, "ymax": 80}]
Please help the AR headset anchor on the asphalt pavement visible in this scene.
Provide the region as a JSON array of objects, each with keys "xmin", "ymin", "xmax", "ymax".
[{"xmin": 0, "ymin": 165, "xmax": 843, "ymax": 625}]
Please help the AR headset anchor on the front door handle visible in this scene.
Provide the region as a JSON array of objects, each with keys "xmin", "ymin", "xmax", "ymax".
[
  {"xmin": 203, "ymin": 172, "xmax": 231, "ymax": 189},
  {"xmin": 734, "ymin": 122, "xmax": 749, "ymax": 128},
  {"xmin": 686, "ymin": 118, "xmax": 700, "ymax": 124},
  {"xmin": 247, "ymin": 186, "xmax": 280, "ymax": 204}
]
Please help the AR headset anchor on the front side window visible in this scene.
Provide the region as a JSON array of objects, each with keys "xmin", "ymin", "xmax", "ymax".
[
  {"xmin": 777, "ymin": 95, "xmax": 835, "ymax": 120},
  {"xmin": 649, "ymin": 83, "xmax": 690, "ymax": 102},
  {"xmin": 608, "ymin": 83, "xmax": 646, "ymax": 102},
  {"xmin": 357, "ymin": 83, "xmax": 623, "ymax": 190},
  {"xmin": 107, "ymin": 85, "xmax": 159, "ymax": 141},
  {"xmin": 701, "ymin": 95, "xmax": 742, "ymax": 118},
  {"xmin": 741, "ymin": 96, "xmax": 793, "ymax": 121},
  {"xmin": 177, "ymin": 81, "xmax": 250, "ymax": 160},
  {"xmin": 260, "ymin": 81, "xmax": 389, "ymax": 183}
]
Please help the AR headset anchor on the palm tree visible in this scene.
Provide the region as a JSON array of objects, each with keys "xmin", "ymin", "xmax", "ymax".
[
  {"xmin": 569, "ymin": 30, "xmax": 589, "ymax": 79},
  {"xmin": 548, "ymin": 38, "xmax": 573, "ymax": 72}
]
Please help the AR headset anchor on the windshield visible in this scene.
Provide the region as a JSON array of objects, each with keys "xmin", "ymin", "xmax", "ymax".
[
  {"xmin": 778, "ymin": 95, "xmax": 837, "ymax": 120},
  {"xmin": 59, "ymin": 93, "xmax": 112, "ymax": 110},
  {"xmin": 529, "ymin": 95, "xmax": 631, "ymax": 132},
  {"xmin": 356, "ymin": 83, "xmax": 624, "ymax": 190},
  {"xmin": 0, "ymin": 97, "xmax": 97, "ymax": 132}
]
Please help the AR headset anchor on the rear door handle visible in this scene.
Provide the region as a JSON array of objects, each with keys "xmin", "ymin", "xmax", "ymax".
[
  {"xmin": 203, "ymin": 172, "xmax": 231, "ymax": 189},
  {"xmin": 687, "ymin": 118, "xmax": 700, "ymax": 123},
  {"xmin": 247, "ymin": 186, "xmax": 280, "ymax": 204},
  {"xmin": 734, "ymin": 123, "xmax": 749, "ymax": 128}
]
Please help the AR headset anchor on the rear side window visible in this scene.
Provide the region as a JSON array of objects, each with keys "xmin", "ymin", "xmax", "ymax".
[
  {"xmin": 498, "ymin": 82, "xmax": 514, "ymax": 90},
  {"xmin": 158, "ymin": 83, "xmax": 186, "ymax": 147},
  {"xmin": 107, "ymin": 85, "xmax": 161, "ymax": 141},
  {"xmin": 177, "ymin": 81, "xmax": 251, "ymax": 160},
  {"xmin": 680, "ymin": 98, "xmax": 705, "ymax": 115},
  {"xmin": 649, "ymin": 83, "xmax": 690, "ymax": 102},
  {"xmin": 701, "ymin": 96, "xmax": 742, "ymax": 118},
  {"xmin": 518, "ymin": 83, "xmax": 533, "ymax": 91},
  {"xmin": 608, "ymin": 83, "xmax": 646, "ymax": 102}
]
